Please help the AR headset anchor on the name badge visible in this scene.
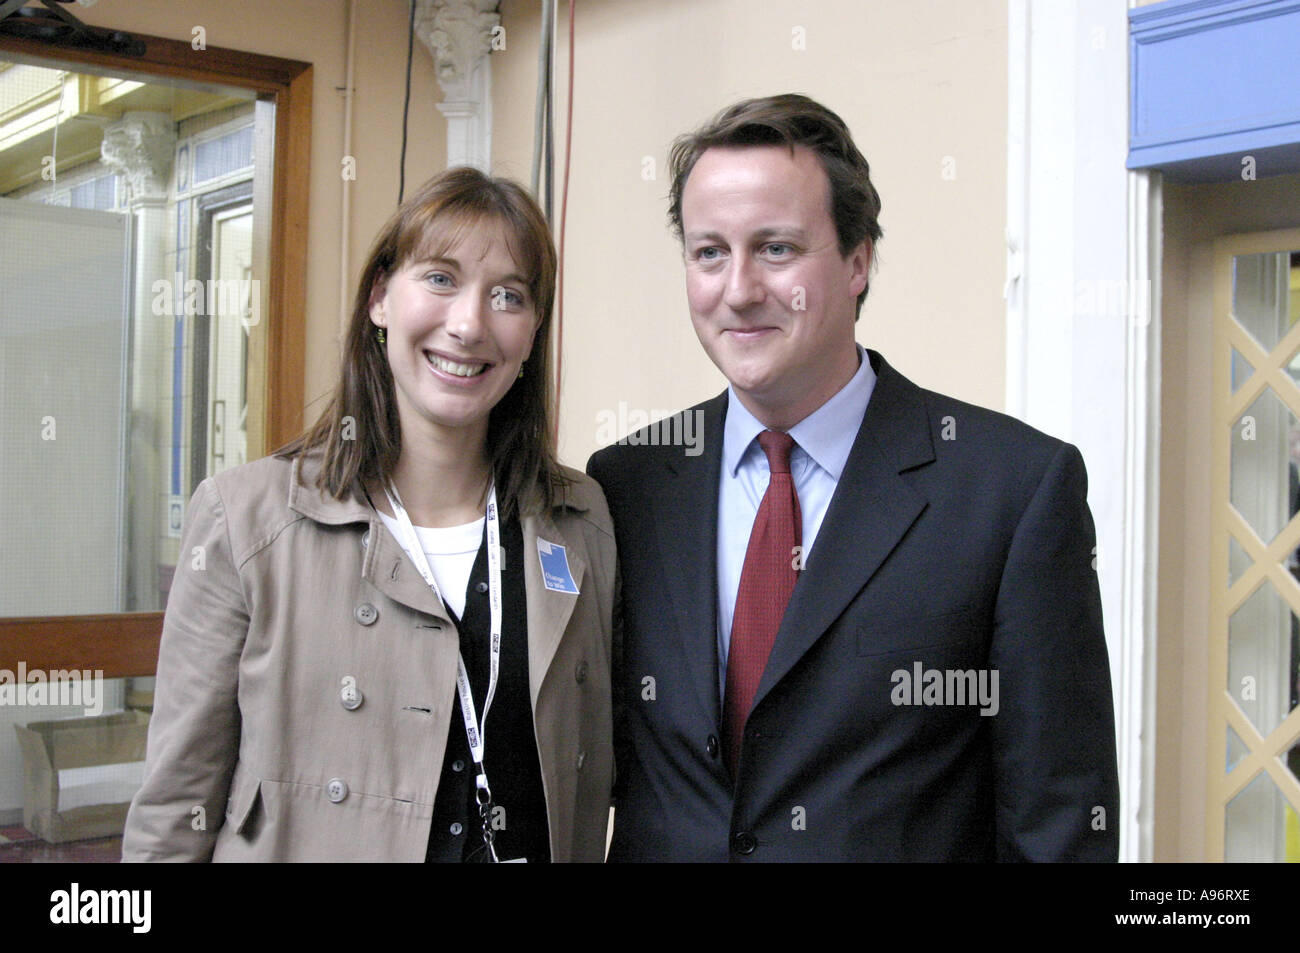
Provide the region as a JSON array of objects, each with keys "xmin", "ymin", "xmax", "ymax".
[{"xmin": 537, "ymin": 538, "xmax": 579, "ymax": 594}]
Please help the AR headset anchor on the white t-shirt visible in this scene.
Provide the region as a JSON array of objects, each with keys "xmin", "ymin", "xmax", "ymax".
[{"xmin": 377, "ymin": 511, "xmax": 485, "ymax": 619}]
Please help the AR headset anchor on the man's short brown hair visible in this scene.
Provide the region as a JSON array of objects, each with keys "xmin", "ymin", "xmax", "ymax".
[{"xmin": 668, "ymin": 93, "xmax": 883, "ymax": 316}]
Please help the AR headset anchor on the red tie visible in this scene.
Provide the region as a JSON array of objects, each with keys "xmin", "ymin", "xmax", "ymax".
[{"xmin": 723, "ymin": 430, "xmax": 802, "ymax": 777}]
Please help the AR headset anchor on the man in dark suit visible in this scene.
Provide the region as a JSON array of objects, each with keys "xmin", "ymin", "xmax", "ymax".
[{"xmin": 587, "ymin": 94, "xmax": 1119, "ymax": 861}]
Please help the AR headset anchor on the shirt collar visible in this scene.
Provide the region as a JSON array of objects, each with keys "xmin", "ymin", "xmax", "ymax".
[{"xmin": 722, "ymin": 344, "xmax": 876, "ymax": 480}]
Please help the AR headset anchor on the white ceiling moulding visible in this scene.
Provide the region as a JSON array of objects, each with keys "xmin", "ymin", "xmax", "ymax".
[{"xmin": 415, "ymin": 0, "xmax": 500, "ymax": 172}]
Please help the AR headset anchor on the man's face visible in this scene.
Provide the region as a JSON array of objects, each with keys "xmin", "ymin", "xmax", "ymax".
[{"xmin": 680, "ymin": 144, "xmax": 869, "ymax": 427}]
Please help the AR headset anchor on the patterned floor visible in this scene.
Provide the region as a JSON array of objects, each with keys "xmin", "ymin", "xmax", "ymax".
[{"xmin": 0, "ymin": 826, "xmax": 122, "ymax": 862}]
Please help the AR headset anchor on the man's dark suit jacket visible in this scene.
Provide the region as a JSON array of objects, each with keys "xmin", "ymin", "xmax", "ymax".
[{"xmin": 586, "ymin": 349, "xmax": 1119, "ymax": 861}]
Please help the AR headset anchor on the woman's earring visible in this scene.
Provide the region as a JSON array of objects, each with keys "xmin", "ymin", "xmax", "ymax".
[
  {"xmin": 376, "ymin": 326, "xmax": 386, "ymax": 345},
  {"xmin": 518, "ymin": 361, "xmax": 525, "ymax": 380}
]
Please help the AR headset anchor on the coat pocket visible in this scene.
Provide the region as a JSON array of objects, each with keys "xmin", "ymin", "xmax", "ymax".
[
  {"xmin": 855, "ymin": 605, "xmax": 984, "ymax": 659},
  {"xmin": 224, "ymin": 767, "xmax": 263, "ymax": 836}
]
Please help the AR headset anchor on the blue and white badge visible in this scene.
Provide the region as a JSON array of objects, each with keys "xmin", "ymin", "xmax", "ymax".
[{"xmin": 537, "ymin": 538, "xmax": 579, "ymax": 594}]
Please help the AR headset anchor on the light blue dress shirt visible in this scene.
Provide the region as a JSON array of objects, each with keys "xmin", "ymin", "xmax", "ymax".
[{"xmin": 716, "ymin": 345, "xmax": 877, "ymax": 699}]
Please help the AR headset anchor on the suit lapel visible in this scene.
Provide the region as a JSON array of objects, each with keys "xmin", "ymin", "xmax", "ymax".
[
  {"xmin": 753, "ymin": 352, "xmax": 936, "ymax": 708},
  {"xmin": 652, "ymin": 393, "xmax": 729, "ymax": 724},
  {"xmin": 522, "ymin": 507, "xmax": 587, "ymax": 710}
]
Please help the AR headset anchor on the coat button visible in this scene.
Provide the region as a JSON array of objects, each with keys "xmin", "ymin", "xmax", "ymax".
[
  {"xmin": 361, "ymin": 529, "xmax": 370, "ymax": 549},
  {"xmin": 451, "ymin": 759, "xmax": 465, "ymax": 773},
  {"xmin": 326, "ymin": 778, "xmax": 349, "ymax": 803},
  {"xmin": 450, "ymin": 822, "xmax": 463, "ymax": 836},
  {"xmin": 706, "ymin": 734, "xmax": 719, "ymax": 759},
  {"xmin": 731, "ymin": 831, "xmax": 756, "ymax": 855},
  {"xmin": 575, "ymin": 749, "xmax": 586, "ymax": 771},
  {"xmin": 340, "ymin": 681, "xmax": 363, "ymax": 710},
  {"xmin": 475, "ymin": 581, "xmax": 488, "ymax": 594},
  {"xmin": 354, "ymin": 603, "xmax": 378, "ymax": 625},
  {"xmin": 574, "ymin": 660, "xmax": 588, "ymax": 683}
]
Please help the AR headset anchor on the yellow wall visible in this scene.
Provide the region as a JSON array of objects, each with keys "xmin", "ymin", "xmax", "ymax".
[
  {"xmin": 73, "ymin": 0, "xmax": 1009, "ymax": 470},
  {"xmin": 78, "ymin": 0, "xmax": 448, "ymax": 420},
  {"xmin": 492, "ymin": 0, "xmax": 1009, "ymax": 466}
]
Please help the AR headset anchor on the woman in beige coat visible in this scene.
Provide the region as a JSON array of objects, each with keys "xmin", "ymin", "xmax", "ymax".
[{"xmin": 122, "ymin": 168, "xmax": 616, "ymax": 862}]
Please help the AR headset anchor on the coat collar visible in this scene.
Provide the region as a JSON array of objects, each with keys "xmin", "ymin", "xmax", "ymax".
[
  {"xmin": 284, "ymin": 452, "xmax": 446, "ymax": 620},
  {"xmin": 285, "ymin": 452, "xmax": 372, "ymax": 526},
  {"xmin": 285, "ymin": 451, "xmax": 593, "ymax": 526}
]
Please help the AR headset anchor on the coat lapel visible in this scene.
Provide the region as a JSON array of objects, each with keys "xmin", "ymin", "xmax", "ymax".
[
  {"xmin": 362, "ymin": 518, "xmax": 453, "ymax": 622},
  {"xmin": 286, "ymin": 454, "xmax": 452, "ymax": 623},
  {"xmin": 652, "ymin": 393, "xmax": 729, "ymax": 724},
  {"xmin": 522, "ymin": 502, "xmax": 588, "ymax": 710},
  {"xmin": 753, "ymin": 351, "xmax": 935, "ymax": 709}
]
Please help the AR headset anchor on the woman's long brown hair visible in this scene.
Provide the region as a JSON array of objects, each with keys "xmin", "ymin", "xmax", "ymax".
[{"xmin": 278, "ymin": 167, "xmax": 567, "ymax": 520}]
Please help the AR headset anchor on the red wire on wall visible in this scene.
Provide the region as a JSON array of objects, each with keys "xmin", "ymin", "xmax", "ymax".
[{"xmin": 553, "ymin": 0, "xmax": 575, "ymax": 445}]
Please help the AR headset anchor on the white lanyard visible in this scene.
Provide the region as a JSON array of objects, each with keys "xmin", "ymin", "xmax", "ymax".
[{"xmin": 383, "ymin": 481, "xmax": 503, "ymax": 856}]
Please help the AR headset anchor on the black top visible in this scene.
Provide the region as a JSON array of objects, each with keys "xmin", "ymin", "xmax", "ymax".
[{"xmin": 426, "ymin": 514, "xmax": 550, "ymax": 863}]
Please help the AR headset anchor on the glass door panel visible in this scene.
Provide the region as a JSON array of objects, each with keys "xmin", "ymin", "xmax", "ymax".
[{"xmin": 1213, "ymin": 236, "xmax": 1300, "ymax": 862}]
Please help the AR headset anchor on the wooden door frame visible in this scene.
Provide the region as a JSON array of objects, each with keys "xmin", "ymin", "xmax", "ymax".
[
  {"xmin": 0, "ymin": 29, "xmax": 311, "ymax": 678},
  {"xmin": 1208, "ymin": 227, "xmax": 1300, "ymax": 859}
]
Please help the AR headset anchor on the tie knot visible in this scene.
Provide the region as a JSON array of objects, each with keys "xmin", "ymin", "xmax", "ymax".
[{"xmin": 757, "ymin": 430, "xmax": 796, "ymax": 475}]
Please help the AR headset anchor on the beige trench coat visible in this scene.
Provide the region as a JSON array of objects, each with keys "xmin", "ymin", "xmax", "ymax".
[{"xmin": 121, "ymin": 451, "xmax": 616, "ymax": 862}]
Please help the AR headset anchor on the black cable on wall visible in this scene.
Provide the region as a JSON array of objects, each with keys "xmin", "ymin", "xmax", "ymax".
[{"xmin": 398, "ymin": 0, "xmax": 415, "ymax": 204}]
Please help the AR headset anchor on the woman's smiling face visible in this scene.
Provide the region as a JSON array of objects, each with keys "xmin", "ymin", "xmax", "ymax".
[{"xmin": 369, "ymin": 217, "xmax": 541, "ymax": 447}]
